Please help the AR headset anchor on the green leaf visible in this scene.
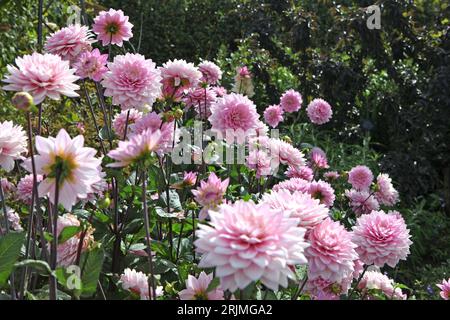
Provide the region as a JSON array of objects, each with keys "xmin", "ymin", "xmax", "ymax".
[
  {"xmin": 81, "ymin": 248, "xmax": 104, "ymax": 297},
  {"xmin": 206, "ymin": 277, "xmax": 220, "ymax": 292},
  {"xmin": 58, "ymin": 226, "xmax": 82, "ymax": 244},
  {"xmin": 14, "ymin": 259, "xmax": 55, "ymax": 277},
  {"xmin": 159, "ymin": 190, "xmax": 182, "ymax": 211},
  {"xmin": 154, "ymin": 258, "xmax": 177, "ymax": 274},
  {"xmin": 0, "ymin": 232, "xmax": 25, "ymax": 287}
]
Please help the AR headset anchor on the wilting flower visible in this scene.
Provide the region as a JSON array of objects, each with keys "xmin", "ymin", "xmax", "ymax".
[
  {"xmin": 198, "ymin": 61, "xmax": 222, "ymax": 85},
  {"xmin": 352, "ymin": 210, "xmax": 412, "ymax": 268},
  {"xmin": 73, "ymin": 48, "xmax": 108, "ymax": 81},
  {"xmin": 102, "ymin": 53, "xmax": 161, "ymax": 110},
  {"xmin": 93, "ymin": 8, "xmax": 133, "ymax": 46},
  {"xmin": 195, "ymin": 200, "xmax": 309, "ymax": 292},
  {"xmin": 308, "ymin": 180, "xmax": 335, "ymax": 207},
  {"xmin": 232, "ymin": 66, "xmax": 254, "ymax": 97},
  {"xmin": 159, "ymin": 59, "xmax": 202, "ymax": 100},
  {"xmin": 179, "ymin": 272, "xmax": 224, "ymax": 300},
  {"xmin": 310, "ymin": 147, "xmax": 329, "ymax": 169},
  {"xmin": 263, "ymin": 104, "xmax": 284, "ymax": 128},
  {"xmin": 345, "ymin": 189, "xmax": 379, "ymax": 215},
  {"xmin": 192, "ymin": 172, "xmax": 229, "ymax": 220},
  {"xmin": 437, "ymin": 278, "xmax": 450, "ymax": 300},
  {"xmin": 3, "ymin": 52, "xmax": 79, "ymax": 104},
  {"xmin": 44, "ymin": 24, "xmax": 94, "ymax": 62},
  {"xmin": 131, "ymin": 112, "xmax": 175, "ymax": 154},
  {"xmin": 112, "ymin": 108, "xmax": 143, "ymax": 138},
  {"xmin": 11, "ymin": 91, "xmax": 34, "ymax": 111},
  {"xmin": 120, "ymin": 268, "xmax": 163, "ymax": 300},
  {"xmin": 0, "ymin": 121, "xmax": 27, "ymax": 172},
  {"xmin": 374, "ymin": 173, "xmax": 399, "ymax": 206},
  {"xmin": 183, "ymin": 87, "xmax": 217, "ymax": 119},
  {"xmin": 358, "ymin": 270, "xmax": 406, "ymax": 300},
  {"xmin": 280, "ymin": 89, "xmax": 302, "ymax": 113},
  {"xmin": 17, "ymin": 174, "xmax": 44, "ymax": 205},
  {"xmin": 22, "ymin": 129, "xmax": 102, "ymax": 210},
  {"xmin": 285, "ymin": 166, "xmax": 314, "ymax": 181},
  {"xmin": 306, "ymin": 98, "xmax": 332, "ymax": 125},
  {"xmin": 348, "ymin": 165, "xmax": 373, "ymax": 191}
]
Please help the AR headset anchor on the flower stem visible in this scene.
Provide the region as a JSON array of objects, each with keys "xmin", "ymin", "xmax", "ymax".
[{"xmin": 49, "ymin": 169, "xmax": 61, "ymax": 300}]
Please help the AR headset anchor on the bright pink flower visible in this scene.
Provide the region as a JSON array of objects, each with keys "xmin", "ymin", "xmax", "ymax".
[
  {"xmin": 183, "ymin": 171, "xmax": 198, "ymax": 187},
  {"xmin": 17, "ymin": 174, "xmax": 43, "ymax": 205},
  {"xmin": 352, "ymin": 210, "xmax": 412, "ymax": 268},
  {"xmin": 358, "ymin": 270, "xmax": 406, "ymax": 300},
  {"xmin": 195, "ymin": 200, "xmax": 309, "ymax": 292},
  {"xmin": 345, "ymin": 189, "xmax": 379, "ymax": 215},
  {"xmin": 198, "ymin": 61, "xmax": 222, "ymax": 85},
  {"xmin": 93, "ymin": 8, "xmax": 133, "ymax": 47},
  {"xmin": 0, "ymin": 121, "xmax": 27, "ymax": 172},
  {"xmin": 285, "ymin": 166, "xmax": 314, "ymax": 181},
  {"xmin": 73, "ymin": 48, "xmax": 108, "ymax": 81},
  {"xmin": 112, "ymin": 108, "xmax": 143, "ymax": 138},
  {"xmin": 131, "ymin": 112, "xmax": 175, "ymax": 154},
  {"xmin": 159, "ymin": 59, "xmax": 202, "ymax": 101},
  {"xmin": 374, "ymin": 173, "xmax": 399, "ymax": 206},
  {"xmin": 179, "ymin": 272, "xmax": 224, "ymax": 300},
  {"xmin": 102, "ymin": 53, "xmax": 161, "ymax": 110},
  {"xmin": 120, "ymin": 268, "xmax": 163, "ymax": 300},
  {"xmin": 261, "ymin": 189, "xmax": 329, "ymax": 230},
  {"xmin": 192, "ymin": 172, "xmax": 229, "ymax": 220},
  {"xmin": 305, "ymin": 218, "xmax": 358, "ymax": 283},
  {"xmin": 280, "ymin": 89, "xmax": 302, "ymax": 113},
  {"xmin": 232, "ymin": 66, "xmax": 254, "ymax": 97},
  {"xmin": 263, "ymin": 104, "xmax": 284, "ymax": 128},
  {"xmin": 3, "ymin": 52, "xmax": 79, "ymax": 104},
  {"xmin": 308, "ymin": 180, "xmax": 335, "ymax": 207},
  {"xmin": 306, "ymin": 98, "xmax": 332, "ymax": 125},
  {"xmin": 437, "ymin": 278, "xmax": 450, "ymax": 300},
  {"xmin": 348, "ymin": 165, "xmax": 373, "ymax": 190},
  {"xmin": 310, "ymin": 147, "xmax": 329, "ymax": 169},
  {"xmin": 273, "ymin": 178, "xmax": 310, "ymax": 193},
  {"xmin": 183, "ymin": 87, "xmax": 217, "ymax": 119},
  {"xmin": 22, "ymin": 129, "xmax": 102, "ymax": 210},
  {"xmin": 324, "ymin": 171, "xmax": 340, "ymax": 181},
  {"xmin": 45, "ymin": 24, "xmax": 94, "ymax": 62}
]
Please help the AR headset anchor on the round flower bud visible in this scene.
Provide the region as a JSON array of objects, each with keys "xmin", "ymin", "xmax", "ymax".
[
  {"xmin": 173, "ymin": 108, "xmax": 183, "ymax": 120},
  {"xmin": 281, "ymin": 135, "xmax": 292, "ymax": 144},
  {"xmin": 187, "ymin": 201, "xmax": 198, "ymax": 210},
  {"xmin": 11, "ymin": 92, "xmax": 34, "ymax": 111}
]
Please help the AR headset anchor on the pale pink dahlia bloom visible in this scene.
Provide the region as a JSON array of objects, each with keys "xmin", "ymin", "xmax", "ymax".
[
  {"xmin": 93, "ymin": 8, "xmax": 133, "ymax": 47},
  {"xmin": 266, "ymin": 138, "xmax": 306, "ymax": 171},
  {"xmin": 17, "ymin": 174, "xmax": 44, "ymax": 205},
  {"xmin": 73, "ymin": 48, "xmax": 108, "ymax": 81},
  {"xmin": 213, "ymin": 86, "xmax": 227, "ymax": 97},
  {"xmin": 263, "ymin": 104, "xmax": 284, "ymax": 128},
  {"xmin": 280, "ymin": 89, "xmax": 302, "ymax": 113},
  {"xmin": 1, "ymin": 178, "xmax": 15, "ymax": 196},
  {"xmin": 437, "ymin": 278, "xmax": 450, "ymax": 300},
  {"xmin": 112, "ymin": 108, "xmax": 143, "ymax": 138},
  {"xmin": 0, "ymin": 121, "xmax": 27, "ymax": 172},
  {"xmin": 102, "ymin": 53, "xmax": 161, "ymax": 110},
  {"xmin": 120, "ymin": 268, "xmax": 163, "ymax": 300},
  {"xmin": 192, "ymin": 172, "xmax": 229, "ymax": 220},
  {"xmin": 348, "ymin": 165, "xmax": 373, "ymax": 190},
  {"xmin": 345, "ymin": 189, "xmax": 380, "ymax": 215},
  {"xmin": 107, "ymin": 129, "xmax": 162, "ymax": 167},
  {"xmin": 306, "ymin": 98, "xmax": 332, "ymax": 125},
  {"xmin": 324, "ymin": 171, "xmax": 340, "ymax": 181},
  {"xmin": 358, "ymin": 270, "xmax": 406, "ymax": 300},
  {"xmin": 3, "ymin": 53, "xmax": 80, "ymax": 104},
  {"xmin": 22, "ymin": 129, "xmax": 102, "ymax": 211},
  {"xmin": 308, "ymin": 180, "xmax": 336, "ymax": 207},
  {"xmin": 246, "ymin": 149, "xmax": 273, "ymax": 177},
  {"xmin": 182, "ymin": 171, "xmax": 198, "ymax": 187},
  {"xmin": 195, "ymin": 200, "xmax": 309, "ymax": 292},
  {"xmin": 198, "ymin": 61, "xmax": 222, "ymax": 85},
  {"xmin": 374, "ymin": 173, "xmax": 399, "ymax": 206},
  {"xmin": 183, "ymin": 87, "xmax": 217, "ymax": 119},
  {"xmin": 179, "ymin": 272, "xmax": 224, "ymax": 300},
  {"xmin": 352, "ymin": 210, "xmax": 412, "ymax": 268},
  {"xmin": 44, "ymin": 24, "xmax": 94, "ymax": 62},
  {"xmin": 273, "ymin": 178, "xmax": 310, "ymax": 193},
  {"xmin": 5, "ymin": 207, "xmax": 23, "ymax": 232},
  {"xmin": 261, "ymin": 189, "xmax": 329, "ymax": 230},
  {"xmin": 285, "ymin": 166, "xmax": 314, "ymax": 181},
  {"xmin": 310, "ymin": 147, "xmax": 329, "ymax": 169},
  {"xmin": 232, "ymin": 66, "xmax": 254, "ymax": 97},
  {"xmin": 305, "ymin": 218, "xmax": 358, "ymax": 283},
  {"xmin": 159, "ymin": 59, "xmax": 202, "ymax": 100}
]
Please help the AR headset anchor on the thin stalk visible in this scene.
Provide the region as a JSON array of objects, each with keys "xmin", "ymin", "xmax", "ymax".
[
  {"xmin": 348, "ymin": 265, "xmax": 369, "ymax": 299},
  {"xmin": 175, "ymin": 220, "xmax": 185, "ymax": 262},
  {"xmin": 49, "ymin": 170, "xmax": 61, "ymax": 300},
  {"xmin": 292, "ymin": 276, "xmax": 308, "ymax": 300},
  {"xmin": 82, "ymin": 81, "xmax": 107, "ymax": 155},
  {"xmin": 123, "ymin": 109, "xmax": 131, "ymax": 140}
]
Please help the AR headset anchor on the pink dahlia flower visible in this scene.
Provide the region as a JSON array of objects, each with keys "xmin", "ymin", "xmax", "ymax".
[
  {"xmin": 374, "ymin": 173, "xmax": 399, "ymax": 206},
  {"xmin": 246, "ymin": 149, "xmax": 273, "ymax": 178},
  {"xmin": 4, "ymin": 207, "xmax": 23, "ymax": 232},
  {"xmin": 22, "ymin": 129, "xmax": 102, "ymax": 211},
  {"xmin": 263, "ymin": 104, "xmax": 284, "ymax": 128},
  {"xmin": 352, "ymin": 210, "xmax": 412, "ymax": 267},
  {"xmin": 0, "ymin": 121, "xmax": 27, "ymax": 172},
  {"xmin": 324, "ymin": 171, "xmax": 340, "ymax": 181},
  {"xmin": 358, "ymin": 270, "xmax": 406, "ymax": 300},
  {"xmin": 182, "ymin": 171, "xmax": 198, "ymax": 187},
  {"xmin": 159, "ymin": 59, "xmax": 202, "ymax": 100},
  {"xmin": 310, "ymin": 147, "xmax": 329, "ymax": 169},
  {"xmin": 348, "ymin": 165, "xmax": 373, "ymax": 191},
  {"xmin": 195, "ymin": 200, "xmax": 309, "ymax": 292},
  {"xmin": 261, "ymin": 189, "xmax": 329, "ymax": 230},
  {"xmin": 120, "ymin": 268, "xmax": 163, "ymax": 300},
  {"xmin": 102, "ymin": 53, "xmax": 161, "ymax": 110},
  {"xmin": 232, "ymin": 66, "xmax": 254, "ymax": 97},
  {"xmin": 73, "ymin": 48, "xmax": 108, "ymax": 81},
  {"xmin": 183, "ymin": 87, "xmax": 217, "ymax": 119},
  {"xmin": 3, "ymin": 52, "xmax": 79, "ymax": 104},
  {"xmin": 192, "ymin": 172, "xmax": 229, "ymax": 220},
  {"xmin": 273, "ymin": 177, "xmax": 310, "ymax": 193},
  {"xmin": 305, "ymin": 218, "xmax": 358, "ymax": 283},
  {"xmin": 112, "ymin": 108, "xmax": 143, "ymax": 138},
  {"xmin": 179, "ymin": 272, "xmax": 224, "ymax": 300},
  {"xmin": 93, "ymin": 8, "xmax": 133, "ymax": 47},
  {"xmin": 306, "ymin": 98, "xmax": 332, "ymax": 125},
  {"xmin": 437, "ymin": 278, "xmax": 450, "ymax": 300},
  {"xmin": 280, "ymin": 89, "xmax": 302, "ymax": 113},
  {"xmin": 198, "ymin": 61, "xmax": 222, "ymax": 85},
  {"xmin": 17, "ymin": 174, "xmax": 44, "ymax": 205},
  {"xmin": 345, "ymin": 189, "xmax": 380, "ymax": 215},
  {"xmin": 266, "ymin": 138, "xmax": 306, "ymax": 171},
  {"xmin": 285, "ymin": 166, "xmax": 314, "ymax": 181},
  {"xmin": 44, "ymin": 24, "xmax": 94, "ymax": 62},
  {"xmin": 308, "ymin": 180, "xmax": 336, "ymax": 207},
  {"xmin": 1, "ymin": 178, "xmax": 15, "ymax": 197},
  {"xmin": 305, "ymin": 276, "xmax": 351, "ymax": 296},
  {"xmin": 213, "ymin": 86, "xmax": 227, "ymax": 97}
]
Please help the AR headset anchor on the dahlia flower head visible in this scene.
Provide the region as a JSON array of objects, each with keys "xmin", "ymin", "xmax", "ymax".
[
  {"xmin": 17, "ymin": 174, "xmax": 44, "ymax": 205},
  {"xmin": 93, "ymin": 8, "xmax": 133, "ymax": 46},
  {"xmin": 263, "ymin": 104, "xmax": 284, "ymax": 128},
  {"xmin": 3, "ymin": 52, "xmax": 80, "ymax": 104},
  {"xmin": 159, "ymin": 59, "xmax": 202, "ymax": 101},
  {"xmin": 437, "ymin": 278, "xmax": 450, "ymax": 300},
  {"xmin": 232, "ymin": 66, "xmax": 254, "ymax": 98},
  {"xmin": 112, "ymin": 108, "xmax": 143, "ymax": 138},
  {"xmin": 273, "ymin": 177, "xmax": 310, "ymax": 193},
  {"xmin": 285, "ymin": 166, "xmax": 314, "ymax": 181},
  {"xmin": 305, "ymin": 275, "xmax": 352, "ymax": 297},
  {"xmin": 0, "ymin": 121, "xmax": 27, "ymax": 172},
  {"xmin": 183, "ymin": 87, "xmax": 217, "ymax": 119},
  {"xmin": 357, "ymin": 270, "xmax": 406, "ymax": 300},
  {"xmin": 352, "ymin": 210, "xmax": 412, "ymax": 268},
  {"xmin": 213, "ymin": 86, "xmax": 227, "ymax": 97},
  {"xmin": 192, "ymin": 172, "xmax": 229, "ymax": 220},
  {"xmin": 307, "ymin": 180, "xmax": 336, "ymax": 207},
  {"xmin": 44, "ymin": 24, "xmax": 95, "ymax": 62},
  {"xmin": 120, "ymin": 268, "xmax": 163, "ymax": 300},
  {"xmin": 1, "ymin": 178, "xmax": 16, "ymax": 197},
  {"xmin": 374, "ymin": 173, "xmax": 399, "ymax": 206},
  {"xmin": 182, "ymin": 171, "xmax": 198, "ymax": 187},
  {"xmin": 305, "ymin": 218, "xmax": 358, "ymax": 283},
  {"xmin": 195, "ymin": 200, "xmax": 309, "ymax": 292},
  {"xmin": 345, "ymin": 189, "xmax": 380, "ymax": 216},
  {"xmin": 262, "ymin": 138, "xmax": 306, "ymax": 171},
  {"xmin": 280, "ymin": 89, "xmax": 302, "ymax": 113},
  {"xmin": 324, "ymin": 171, "xmax": 340, "ymax": 181},
  {"xmin": 348, "ymin": 165, "xmax": 373, "ymax": 191},
  {"xmin": 310, "ymin": 147, "xmax": 329, "ymax": 169},
  {"xmin": 246, "ymin": 149, "xmax": 273, "ymax": 178},
  {"xmin": 179, "ymin": 272, "xmax": 224, "ymax": 300},
  {"xmin": 5, "ymin": 207, "xmax": 23, "ymax": 232},
  {"xmin": 198, "ymin": 60, "xmax": 222, "ymax": 85},
  {"xmin": 102, "ymin": 53, "xmax": 161, "ymax": 111},
  {"xmin": 307, "ymin": 98, "xmax": 333, "ymax": 125},
  {"xmin": 22, "ymin": 129, "xmax": 102, "ymax": 211},
  {"xmin": 73, "ymin": 48, "xmax": 108, "ymax": 82}
]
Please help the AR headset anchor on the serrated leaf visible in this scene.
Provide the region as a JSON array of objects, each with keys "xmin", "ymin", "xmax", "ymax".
[{"xmin": 0, "ymin": 232, "xmax": 25, "ymax": 287}]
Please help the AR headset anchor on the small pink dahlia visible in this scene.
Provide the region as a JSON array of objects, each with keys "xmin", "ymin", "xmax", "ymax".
[
  {"xmin": 232, "ymin": 66, "xmax": 254, "ymax": 97},
  {"xmin": 182, "ymin": 171, "xmax": 198, "ymax": 187},
  {"xmin": 112, "ymin": 108, "xmax": 143, "ymax": 138},
  {"xmin": 17, "ymin": 174, "xmax": 44, "ymax": 205},
  {"xmin": 0, "ymin": 121, "xmax": 27, "ymax": 172},
  {"xmin": 348, "ymin": 165, "xmax": 373, "ymax": 191},
  {"xmin": 345, "ymin": 189, "xmax": 380, "ymax": 215},
  {"xmin": 5, "ymin": 207, "xmax": 23, "ymax": 232},
  {"xmin": 307, "ymin": 180, "xmax": 336, "ymax": 207},
  {"xmin": 179, "ymin": 272, "xmax": 224, "ymax": 300},
  {"xmin": 285, "ymin": 166, "xmax": 314, "ymax": 181},
  {"xmin": 93, "ymin": 8, "xmax": 133, "ymax": 47},
  {"xmin": 310, "ymin": 147, "xmax": 329, "ymax": 169},
  {"xmin": 263, "ymin": 104, "xmax": 284, "ymax": 128},
  {"xmin": 73, "ymin": 48, "xmax": 108, "ymax": 81},
  {"xmin": 198, "ymin": 61, "xmax": 222, "ymax": 85},
  {"xmin": 280, "ymin": 89, "xmax": 302, "ymax": 113},
  {"xmin": 246, "ymin": 149, "xmax": 273, "ymax": 178},
  {"xmin": 358, "ymin": 270, "xmax": 406, "ymax": 300},
  {"xmin": 324, "ymin": 171, "xmax": 340, "ymax": 181},
  {"xmin": 374, "ymin": 173, "xmax": 399, "ymax": 206},
  {"xmin": 120, "ymin": 268, "xmax": 163, "ymax": 300},
  {"xmin": 306, "ymin": 98, "xmax": 332, "ymax": 125},
  {"xmin": 183, "ymin": 87, "xmax": 217, "ymax": 119},
  {"xmin": 266, "ymin": 138, "xmax": 306, "ymax": 171},
  {"xmin": 192, "ymin": 172, "xmax": 229, "ymax": 220},
  {"xmin": 273, "ymin": 178, "xmax": 310, "ymax": 193},
  {"xmin": 437, "ymin": 278, "xmax": 450, "ymax": 300},
  {"xmin": 159, "ymin": 59, "xmax": 202, "ymax": 101},
  {"xmin": 1, "ymin": 178, "xmax": 15, "ymax": 196}
]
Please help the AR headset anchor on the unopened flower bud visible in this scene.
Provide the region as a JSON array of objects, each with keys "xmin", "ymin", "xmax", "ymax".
[
  {"xmin": 187, "ymin": 201, "xmax": 198, "ymax": 210},
  {"xmin": 281, "ymin": 135, "xmax": 292, "ymax": 144},
  {"xmin": 174, "ymin": 108, "xmax": 183, "ymax": 120},
  {"xmin": 11, "ymin": 92, "xmax": 34, "ymax": 111}
]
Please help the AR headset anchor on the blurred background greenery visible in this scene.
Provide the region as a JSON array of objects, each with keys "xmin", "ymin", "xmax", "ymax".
[{"xmin": 0, "ymin": 0, "xmax": 449, "ymax": 299}]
